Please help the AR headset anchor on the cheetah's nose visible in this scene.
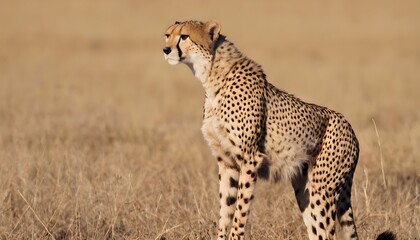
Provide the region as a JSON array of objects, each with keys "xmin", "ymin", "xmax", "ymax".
[{"xmin": 163, "ymin": 47, "xmax": 172, "ymax": 55}]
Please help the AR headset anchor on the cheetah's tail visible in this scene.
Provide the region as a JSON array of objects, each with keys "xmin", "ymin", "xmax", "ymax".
[{"xmin": 376, "ymin": 231, "xmax": 396, "ymax": 240}]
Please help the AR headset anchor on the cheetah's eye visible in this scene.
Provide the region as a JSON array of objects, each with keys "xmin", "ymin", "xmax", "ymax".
[
  {"xmin": 180, "ymin": 34, "xmax": 189, "ymax": 40},
  {"xmin": 165, "ymin": 34, "xmax": 170, "ymax": 39}
]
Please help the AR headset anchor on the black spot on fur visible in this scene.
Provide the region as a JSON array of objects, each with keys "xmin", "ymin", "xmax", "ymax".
[
  {"xmin": 312, "ymin": 226, "xmax": 317, "ymax": 235},
  {"xmin": 229, "ymin": 177, "xmax": 238, "ymax": 188},
  {"xmin": 226, "ymin": 197, "xmax": 236, "ymax": 206}
]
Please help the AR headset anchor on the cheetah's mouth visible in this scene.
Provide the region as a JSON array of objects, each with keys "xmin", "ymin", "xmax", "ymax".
[
  {"xmin": 164, "ymin": 55, "xmax": 186, "ymax": 65},
  {"xmin": 164, "ymin": 54, "xmax": 181, "ymax": 65}
]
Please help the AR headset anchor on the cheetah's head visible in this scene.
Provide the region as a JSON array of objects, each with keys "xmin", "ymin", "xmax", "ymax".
[{"xmin": 163, "ymin": 20, "xmax": 221, "ymax": 66}]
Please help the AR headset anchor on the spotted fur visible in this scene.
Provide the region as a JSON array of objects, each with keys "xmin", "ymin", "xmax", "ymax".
[{"xmin": 163, "ymin": 20, "xmax": 395, "ymax": 240}]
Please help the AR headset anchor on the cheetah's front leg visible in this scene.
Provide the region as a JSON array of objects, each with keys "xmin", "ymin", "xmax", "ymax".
[
  {"xmin": 228, "ymin": 152, "xmax": 262, "ymax": 240},
  {"xmin": 217, "ymin": 161, "xmax": 240, "ymax": 240}
]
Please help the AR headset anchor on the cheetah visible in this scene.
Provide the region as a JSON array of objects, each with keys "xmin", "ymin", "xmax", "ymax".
[{"xmin": 163, "ymin": 20, "xmax": 396, "ymax": 240}]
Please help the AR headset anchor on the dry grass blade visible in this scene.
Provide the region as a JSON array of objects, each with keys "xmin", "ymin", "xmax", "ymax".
[
  {"xmin": 362, "ymin": 166, "xmax": 370, "ymax": 212},
  {"xmin": 154, "ymin": 219, "xmax": 199, "ymax": 240},
  {"xmin": 17, "ymin": 190, "xmax": 56, "ymax": 240},
  {"xmin": 372, "ymin": 118, "xmax": 387, "ymax": 189}
]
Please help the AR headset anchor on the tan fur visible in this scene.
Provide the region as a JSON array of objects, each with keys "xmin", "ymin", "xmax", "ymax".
[{"xmin": 165, "ymin": 20, "xmax": 220, "ymax": 52}]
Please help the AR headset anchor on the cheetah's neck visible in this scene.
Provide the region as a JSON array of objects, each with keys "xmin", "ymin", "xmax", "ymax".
[{"xmin": 187, "ymin": 37, "xmax": 245, "ymax": 100}]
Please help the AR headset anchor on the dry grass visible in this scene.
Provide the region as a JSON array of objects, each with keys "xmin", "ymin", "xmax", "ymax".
[{"xmin": 0, "ymin": 0, "xmax": 419, "ymax": 239}]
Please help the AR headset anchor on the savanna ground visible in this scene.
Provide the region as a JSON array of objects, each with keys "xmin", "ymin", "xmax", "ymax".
[{"xmin": 0, "ymin": 1, "xmax": 419, "ymax": 239}]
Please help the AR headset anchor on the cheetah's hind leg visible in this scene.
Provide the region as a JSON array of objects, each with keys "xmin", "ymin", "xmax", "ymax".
[
  {"xmin": 292, "ymin": 163, "xmax": 359, "ymax": 240},
  {"xmin": 292, "ymin": 163, "xmax": 339, "ymax": 240},
  {"xmin": 335, "ymin": 175, "xmax": 358, "ymax": 240}
]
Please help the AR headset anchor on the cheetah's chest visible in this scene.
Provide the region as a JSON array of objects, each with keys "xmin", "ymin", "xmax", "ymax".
[{"xmin": 201, "ymin": 97, "xmax": 242, "ymax": 163}]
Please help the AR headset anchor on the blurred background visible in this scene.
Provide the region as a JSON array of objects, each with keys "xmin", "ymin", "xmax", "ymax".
[{"xmin": 0, "ymin": 1, "xmax": 419, "ymax": 239}]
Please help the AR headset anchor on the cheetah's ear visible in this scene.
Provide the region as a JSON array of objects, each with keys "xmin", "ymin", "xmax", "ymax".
[{"xmin": 205, "ymin": 20, "xmax": 221, "ymax": 42}]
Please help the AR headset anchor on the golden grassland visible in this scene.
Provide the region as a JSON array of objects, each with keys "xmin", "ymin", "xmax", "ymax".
[{"xmin": 0, "ymin": 1, "xmax": 419, "ymax": 239}]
